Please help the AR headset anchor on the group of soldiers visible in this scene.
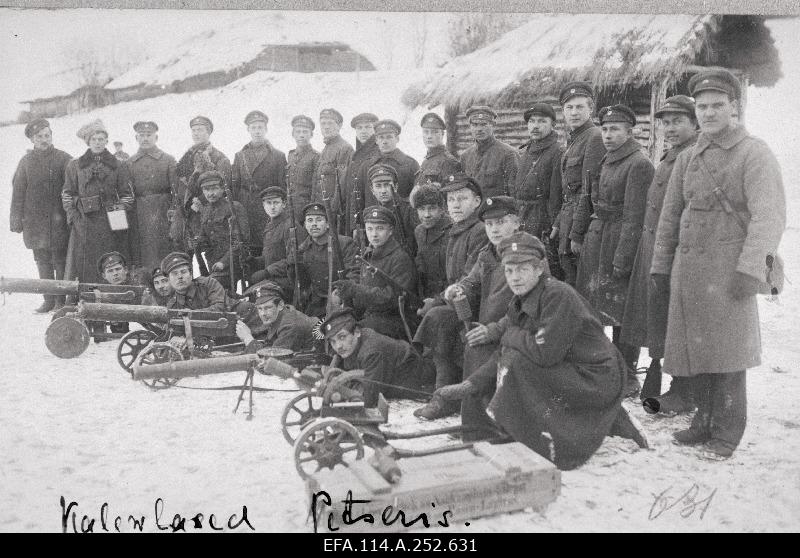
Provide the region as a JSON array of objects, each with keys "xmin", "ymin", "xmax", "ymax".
[{"xmin": 10, "ymin": 66, "xmax": 785, "ymax": 468}]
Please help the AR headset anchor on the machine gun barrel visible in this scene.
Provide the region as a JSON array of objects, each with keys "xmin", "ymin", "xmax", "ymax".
[
  {"xmin": 1, "ymin": 277, "xmax": 144, "ymax": 303},
  {"xmin": 134, "ymin": 353, "xmax": 262, "ymax": 380},
  {"xmin": 75, "ymin": 302, "xmax": 239, "ymax": 336}
]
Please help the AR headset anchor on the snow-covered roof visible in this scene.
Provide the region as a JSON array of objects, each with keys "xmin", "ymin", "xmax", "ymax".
[{"xmin": 106, "ymin": 12, "xmax": 385, "ymax": 90}]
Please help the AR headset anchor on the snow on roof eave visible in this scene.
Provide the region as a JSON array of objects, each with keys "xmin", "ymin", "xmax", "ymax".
[{"xmin": 404, "ymin": 13, "xmax": 719, "ymax": 110}]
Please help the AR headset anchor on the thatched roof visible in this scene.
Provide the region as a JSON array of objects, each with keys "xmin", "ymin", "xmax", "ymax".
[{"xmin": 404, "ymin": 14, "xmax": 779, "ymax": 110}]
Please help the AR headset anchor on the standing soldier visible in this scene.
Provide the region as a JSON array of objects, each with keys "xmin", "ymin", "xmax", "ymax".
[
  {"xmin": 359, "ymin": 119, "xmax": 420, "ymax": 206},
  {"xmin": 574, "ymin": 105, "xmax": 655, "ymax": 397},
  {"xmin": 231, "ymin": 110, "xmax": 287, "ymax": 259},
  {"xmin": 651, "ymin": 69, "xmax": 785, "ymax": 459},
  {"xmin": 414, "ymin": 112, "xmax": 461, "ymax": 188},
  {"xmin": 366, "ymin": 162, "xmax": 418, "ymax": 257},
  {"xmin": 127, "ymin": 121, "xmax": 178, "ymax": 271},
  {"xmin": 248, "ymin": 186, "xmax": 293, "ymax": 295},
  {"xmin": 459, "ymin": 105, "xmax": 518, "ymax": 198},
  {"xmin": 10, "ymin": 118, "xmax": 72, "ymax": 312},
  {"xmin": 173, "ymin": 115, "xmax": 231, "ymax": 272},
  {"xmin": 312, "ymin": 108, "xmax": 353, "ymax": 230},
  {"xmin": 286, "ymin": 114, "xmax": 319, "ymax": 227},
  {"xmin": 515, "ymin": 103, "xmax": 564, "ymax": 280},
  {"xmin": 620, "ymin": 96, "xmax": 698, "ymax": 405},
  {"xmin": 554, "ymin": 82, "xmax": 606, "ymax": 286},
  {"xmin": 112, "ymin": 141, "xmax": 130, "ymax": 161},
  {"xmin": 411, "ymin": 183, "xmax": 451, "ymax": 299},
  {"xmin": 62, "ymin": 119, "xmax": 134, "ymax": 285},
  {"xmin": 343, "ymin": 112, "xmax": 380, "ymax": 237}
]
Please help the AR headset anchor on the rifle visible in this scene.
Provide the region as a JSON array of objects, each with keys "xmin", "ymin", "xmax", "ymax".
[
  {"xmin": 334, "ymin": 164, "xmax": 347, "ymax": 236},
  {"xmin": 352, "ymin": 176, "xmax": 366, "ymax": 256},
  {"xmin": 320, "ymin": 174, "xmax": 347, "ymax": 312},
  {"xmin": 222, "ymin": 184, "xmax": 249, "ymax": 295},
  {"xmin": 285, "ymin": 166, "xmax": 305, "ymax": 308},
  {"xmin": 389, "ymin": 189, "xmax": 410, "ymax": 255}
]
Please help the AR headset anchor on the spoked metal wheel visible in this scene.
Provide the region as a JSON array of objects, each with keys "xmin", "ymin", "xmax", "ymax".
[
  {"xmin": 134, "ymin": 342, "xmax": 183, "ymax": 390},
  {"xmin": 280, "ymin": 391, "xmax": 324, "ymax": 445},
  {"xmin": 321, "ymin": 370, "xmax": 367, "ymax": 405},
  {"xmin": 293, "ymin": 418, "xmax": 365, "ymax": 479},
  {"xmin": 117, "ymin": 329, "xmax": 158, "ymax": 376}
]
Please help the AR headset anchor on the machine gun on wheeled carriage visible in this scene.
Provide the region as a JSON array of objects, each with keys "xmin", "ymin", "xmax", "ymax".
[{"xmin": 0, "ymin": 276, "xmax": 145, "ymax": 305}]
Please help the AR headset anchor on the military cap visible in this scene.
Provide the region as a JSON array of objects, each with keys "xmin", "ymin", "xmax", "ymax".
[
  {"xmin": 374, "ymin": 119, "xmax": 402, "ymax": 136},
  {"xmin": 440, "ymin": 173, "xmax": 482, "ymax": 197},
  {"xmin": 479, "ymin": 196, "xmax": 518, "ymax": 221},
  {"xmin": 198, "ymin": 170, "xmax": 224, "ymax": 189},
  {"xmin": 76, "ymin": 119, "xmax": 108, "ymax": 144},
  {"xmin": 258, "ymin": 186, "xmax": 287, "ymax": 201},
  {"xmin": 320, "ymin": 307, "xmax": 358, "ymax": 339},
  {"xmin": 350, "ymin": 112, "xmax": 379, "ymax": 128},
  {"xmin": 368, "ymin": 162, "xmax": 398, "ymax": 183},
  {"xmin": 599, "ymin": 104, "xmax": 637, "ymax": 127},
  {"xmin": 97, "ymin": 251, "xmax": 127, "ymax": 274},
  {"xmin": 523, "ymin": 103, "xmax": 557, "ymax": 122},
  {"xmin": 133, "ymin": 121, "xmax": 158, "ymax": 133},
  {"xmin": 465, "ymin": 106, "xmax": 497, "ymax": 124},
  {"xmin": 363, "ymin": 205, "xmax": 396, "ymax": 227},
  {"xmin": 244, "ymin": 110, "xmax": 269, "ymax": 126},
  {"xmin": 688, "ymin": 68, "xmax": 741, "ymax": 100},
  {"xmin": 252, "ymin": 280, "xmax": 286, "ymax": 305},
  {"xmin": 420, "ymin": 112, "xmax": 446, "ymax": 130},
  {"xmin": 654, "ymin": 95, "xmax": 696, "ymax": 119},
  {"xmin": 189, "ymin": 115, "xmax": 214, "ymax": 133},
  {"xmin": 24, "ymin": 118, "xmax": 50, "ymax": 139},
  {"xmin": 161, "ymin": 251, "xmax": 193, "ymax": 275},
  {"xmin": 113, "ymin": 141, "xmax": 123, "ymax": 147},
  {"xmin": 410, "ymin": 183, "xmax": 444, "ymax": 209},
  {"xmin": 319, "ymin": 108, "xmax": 344, "ymax": 125},
  {"xmin": 498, "ymin": 231, "xmax": 547, "ymax": 264},
  {"xmin": 291, "ymin": 114, "xmax": 315, "ymax": 130},
  {"xmin": 559, "ymin": 81, "xmax": 595, "ymax": 105},
  {"xmin": 151, "ymin": 266, "xmax": 167, "ymax": 280},
  {"xmin": 303, "ymin": 202, "xmax": 327, "ymax": 219}
]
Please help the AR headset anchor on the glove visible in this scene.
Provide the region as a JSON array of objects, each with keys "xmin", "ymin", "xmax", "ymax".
[
  {"xmin": 612, "ymin": 266, "xmax": 629, "ymax": 280},
  {"xmin": 332, "ymin": 280, "xmax": 356, "ymax": 300},
  {"xmin": 434, "ymin": 380, "xmax": 477, "ymax": 401},
  {"xmin": 728, "ymin": 271, "xmax": 761, "ymax": 300},
  {"xmin": 650, "ymin": 273, "xmax": 670, "ymax": 296},
  {"xmin": 9, "ymin": 215, "xmax": 23, "ymax": 233}
]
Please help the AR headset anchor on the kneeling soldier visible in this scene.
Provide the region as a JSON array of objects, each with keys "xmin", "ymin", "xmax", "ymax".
[
  {"xmin": 92, "ymin": 251, "xmax": 137, "ymax": 338},
  {"xmin": 411, "ymin": 183, "xmax": 450, "ymax": 298}
]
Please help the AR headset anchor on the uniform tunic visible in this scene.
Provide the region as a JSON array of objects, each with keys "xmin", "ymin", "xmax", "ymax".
[
  {"xmin": 165, "ymin": 275, "xmax": 227, "ymax": 311},
  {"xmin": 414, "ymin": 145, "xmax": 462, "ymax": 188},
  {"xmin": 378, "ymin": 198, "xmax": 418, "ymax": 258},
  {"xmin": 250, "ymin": 211, "xmax": 292, "ymax": 291},
  {"xmin": 575, "ymin": 137, "xmax": 655, "ymax": 325},
  {"xmin": 620, "ymin": 136, "xmax": 696, "ymax": 355},
  {"xmin": 359, "ymin": 148, "xmax": 421, "ymax": 207},
  {"xmin": 514, "ymin": 132, "xmax": 564, "ymax": 238},
  {"xmin": 291, "ymin": 233, "xmax": 360, "ymax": 318},
  {"xmin": 459, "ymin": 136, "xmax": 519, "ymax": 198},
  {"xmin": 127, "ymin": 146, "xmax": 178, "ymax": 269},
  {"xmin": 312, "ymin": 135, "xmax": 354, "ymax": 217},
  {"xmin": 245, "ymin": 305, "xmax": 319, "ymax": 353},
  {"xmin": 343, "ymin": 137, "xmax": 380, "ymax": 235},
  {"xmin": 651, "ymin": 125, "xmax": 785, "ymax": 376},
  {"xmin": 197, "ymin": 197, "xmax": 250, "ymax": 286},
  {"xmin": 62, "ymin": 150, "xmax": 134, "ymax": 283},
  {"xmin": 287, "ymin": 144, "xmax": 319, "ymax": 227},
  {"xmin": 414, "ymin": 214, "xmax": 451, "ymax": 298}
]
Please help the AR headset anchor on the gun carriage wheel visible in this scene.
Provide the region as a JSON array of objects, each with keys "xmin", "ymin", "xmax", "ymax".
[
  {"xmin": 280, "ymin": 391, "xmax": 324, "ymax": 445},
  {"xmin": 321, "ymin": 370, "xmax": 367, "ymax": 405},
  {"xmin": 293, "ymin": 418, "xmax": 365, "ymax": 479},
  {"xmin": 134, "ymin": 341, "xmax": 184, "ymax": 390},
  {"xmin": 45, "ymin": 316, "xmax": 90, "ymax": 358},
  {"xmin": 116, "ymin": 329, "xmax": 159, "ymax": 375}
]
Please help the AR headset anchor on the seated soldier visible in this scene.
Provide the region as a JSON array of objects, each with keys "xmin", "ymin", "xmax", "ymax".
[
  {"xmin": 321, "ymin": 307, "xmax": 434, "ymax": 407},
  {"xmin": 434, "ymin": 232, "xmax": 638, "ymax": 470},
  {"xmin": 367, "ymin": 163, "xmax": 418, "ymax": 257},
  {"xmin": 248, "ymin": 186, "xmax": 293, "ymax": 295},
  {"xmin": 161, "ymin": 251, "xmax": 227, "ymax": 312},
  {"xmin": 141, "ymin": 266, "xmax": 174, "ymax": 306},
  {"xmin": 235, "ymin": 281, "xmax": 321, "ymax": 354},
  {"xmin": 92, "ymin": 251, "xmax": 136, "ymax": 338},
  {"xmin": 333, "ymin": 206, "xmax": 417, "ymax": 341},
  {"xmin": 193, "ymin": 170, "xmax": 250, "ymax": 294},
  {"xmin": 411, "ymin": 182, "xmax": 451, "ymax": 299}
]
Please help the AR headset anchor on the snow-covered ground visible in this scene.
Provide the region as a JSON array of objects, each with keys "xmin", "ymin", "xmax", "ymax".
[{"xmin": 1, "ymin": 18, "xmax": 799, "ymax": 534}]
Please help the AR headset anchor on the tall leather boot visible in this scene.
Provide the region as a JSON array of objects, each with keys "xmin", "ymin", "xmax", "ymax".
[
  {"xmin": 613, "ymin": 327, "xmax": 640, "ymax": 397},
  {"xmin": 413, "ymin": 355, "xmax": 461, "ymax": 420},
  {"xmin": 640, "ymin": 359, "xmax": 663, "ymax": 400},
  {"xmin": 34, "ymin": 260, "xmax": 55, "ymax": 313}
]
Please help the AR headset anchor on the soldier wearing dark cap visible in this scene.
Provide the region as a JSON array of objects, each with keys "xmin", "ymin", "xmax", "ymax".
[
  {"xmin": 555, "ymin": 81, "xmax": 606, "ymax": 286},
  {"xmin": 287, "ymin": 115, "xmax": 320, "ymax": 227},
  {"xmin": 10, "ymin": 118, "xmax": 72, "ymax": 312},
  {"xmin": 161, "ymin": 251, "xmax": 226, "ymax": 312},
  {"xmin": 343, "ymin": 112, "xmax": 380, "ymax": 237},
  {"xmin": 312, "ymin": 108, "xmax": 354, "ymax": 227},
  {"xmin": 322, "ymin": 307, "xmax": 435, "ymax": 407},
  {"xmin": 248, "ymin": 187, "xmax": 293, "ymax": 294},
  {"xmin": 141, "ymin": 266, "xmax": 174, "ymax": 306},
  {"xmin": 113, "ymin": 141, "xmax": 130, "ymax": 161},
  {"xmin": 414, "ymin": 112, "xmax": 462, "ymax": 188},
  {"xmin": 128, "ymin": 120, "xmax": 179, "ymax": 270},
  {"xmin": 93, "ymin": 250, "xmax": 139, "ymax": 337},
  {"xmin": 620, "ymin": 95, "xmax": 698, "ymax": 407},
  {"xmin": 414, "ymin": 195, "xmax": 516, "ymax": 420},
  {"xmin": 288, "ymin": 202, "xmax": 360, "ymax": 318},
  {"xmin": 332, "ymin": 206, "xmax": 418, "ymax": 340},
  {"xmin": 411, "ymin": 183, "xmax": 451, "ymax": 299},
  {"xmin": 366, "ymin": 162, "xmax": 418, "ymax": 257},
  {"xmin": 194, "ymin": 170, "xmax": 250, "ymax": 293},
  {"xmin": 515, "ymin": 102, "xmax": 565, "ymax": 280},
  {"xmin": 359, "ymin": 119, "xmax": 420, "ymax": 206},
  {"xmin": 573, "ymin": 104, "xmax": 655, "ymax": 398},
  {"xmin": 231, "ymin": 110, "xmax": 288, "ymax": 255},
  {"xmin": 459, "ymin": 105, "xmax": 519, "ymax": 198},
  {"xmin": 434, "ymin": 231, "xmax": 640, "ymax": 469},
  {"xmin": 652, "ymin": 68, "xmax": 785, "ymax": 460},
  {"xmin": 234, "ymin": 281, "xmax": 320, "ymax": 354},
  {"xmin": 173, "ymin": 115, "xmax": 232, "ymax": 269}
]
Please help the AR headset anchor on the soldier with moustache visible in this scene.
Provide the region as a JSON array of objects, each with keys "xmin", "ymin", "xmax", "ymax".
[
  {"xmin": 414, "ymin": 112, "xmax": 462, "ymax": 188},
  {"xmin": 312, "ymin": 108, "xmax": 354, "ymax": 230},
  {"xmin": 286, "ymin": 115, "xmax": 320, "ymax": 228},
  {"xmin": 459, "ymin": 106, "xmax": 518, "ymax": 198},
  {"xmin": 343, "ymin": 112, "xmax": 380, "ymax": 237}
]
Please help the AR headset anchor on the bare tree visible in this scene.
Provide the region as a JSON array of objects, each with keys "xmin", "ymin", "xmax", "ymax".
[
  {"xmin": 448, "ymin": 13, "xmax": 530, "ymax": 58},
  {"xmin": 412, "ymin": 14, "xmax": 429, "ymax": 68},
  {"xmin": 60, "ymin": 37, "xmax": 146, "ymax": 88}
]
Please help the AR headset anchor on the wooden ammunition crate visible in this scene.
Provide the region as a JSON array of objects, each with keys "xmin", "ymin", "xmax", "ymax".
[{"xmin": 306, "ymin": 442, "xmax": 560, "ymax": 533}]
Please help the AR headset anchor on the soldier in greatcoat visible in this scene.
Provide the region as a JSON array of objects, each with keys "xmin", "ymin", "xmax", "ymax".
[
  {"xmin": 113, "ymin": 141, "xmax": 130, "ymax": 161},
  {"xmin": 414, "ymin": 112, "xmax": 462, "ymax": 189},
  {"xmin": 286, "ymin": 115, "xmax": 319, "ymax": 228},
  {"xmin": 10, "ymin": 118, "xmax": 72, "ymax": 312},
  {"xmin": 248, "ymin": 187, "xmax": 293, "ymax": 295},
  {"xmin": 343, "ymin": 112, "xmax": 380, "ymax": 236},
  {"xmin": 411, "ymin": 183, "xmax": 451, "ymax": 299},
  {"xmin": 312, "ymin": 108, "xmax": 354, "ymax": 229},
  {"xmin": 62, "ymin": 119, "xmax": 135, "ymax": 285},
  {"xmin": 127, "ymin": 121, "xmax": 178, "ymax": 271},
  {"xmin": 231, "ymin": 110, "xmax": 287, "ymax": 257},
  {"xmin": 357, "ymin": 120, "xmax": 420, "ymax": 206},
  {"xmin": 459, "ymin": 106, "xmax": 518, "ymax": 198},
  {"xmin": 651, "ymin": 69, "xmax": 785, "ymax": 459},
  {"xmin": 620, "ymin": 95, "xmax": 698, "ymax": 404}
]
